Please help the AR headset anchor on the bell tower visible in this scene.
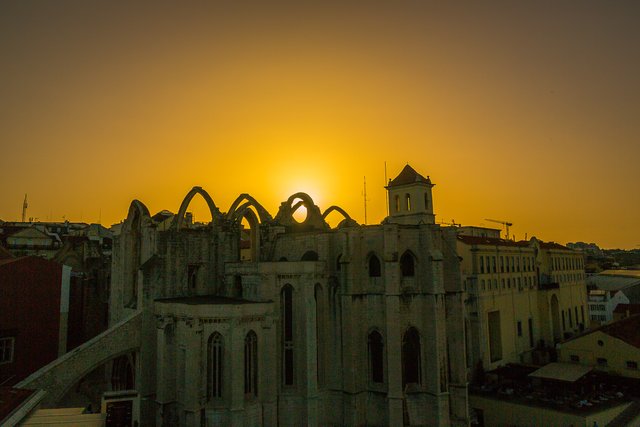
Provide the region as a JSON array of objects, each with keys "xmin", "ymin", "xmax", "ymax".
[{"xmin": 385, "ymin": 164, "xmax": 435, "ymax": 225}]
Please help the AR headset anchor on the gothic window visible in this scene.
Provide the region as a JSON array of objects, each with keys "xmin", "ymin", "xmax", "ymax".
[
  {"xmin": 368, "ymin": 254, "xmax": 381, "ymax": 277},
  {"xmin": 395, "ymin": 195, "xmax": 400, "ymax": 212},
  {"xmin": 188, "ymin": 264, "xmax": 198, "ymax": 289},
  {"xmin": 400, "ymin": 251, "xmax": 415, "ymax": 277},
  {"xmin": 244, "ymin": 331, "xmax": 258, "ymax": 397},
  {"xmin": 368, "ymin": 330, "xmax": 384, "ymax": 383},
  {"xmin": 424, "ymin": 192, "xmax": 429, "ymax": 210},
  {"xmin": 207, "ymin": 333, "xmax": 223, "ymax": 400},
  {"xmin": 402, "ymin": 327, "xmax": 422, "ymax": 387},
  {"xmin": 282, "ymin": 285, "xmax": 294, "ymax": 386}
]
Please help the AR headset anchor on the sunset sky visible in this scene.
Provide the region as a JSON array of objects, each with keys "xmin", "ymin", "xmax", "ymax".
[{"xmin": 1, "ymin": 2, "xmax": 638, "ymax": 249}]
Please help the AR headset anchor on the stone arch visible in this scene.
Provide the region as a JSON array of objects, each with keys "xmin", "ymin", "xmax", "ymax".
[
  {"xmin": 17, "ymin": 312, "xmax": 142, "ymax": 407},
  {"xmin": 172, "ymin": 186, "xmax": 221, "ymax": 229},
  {"xmin": 274, "ymin": 192, "xmax": 328, "ymax": 230},
  {"xmin": 227, "ymin": 194, "xmax": 272, "ymax": 224},
  {"xmin": 122, "ymin": 200, "xmax": 150, "ymax": 308},
  {"xmin": 322, "ymin": 205, "xmax": 359, "ymax": 228}
]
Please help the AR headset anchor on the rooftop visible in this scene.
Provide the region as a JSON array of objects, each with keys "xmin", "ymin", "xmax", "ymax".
[{"xmin": 387, "ymin": 164, "xmax": 431, "ymax": 187}]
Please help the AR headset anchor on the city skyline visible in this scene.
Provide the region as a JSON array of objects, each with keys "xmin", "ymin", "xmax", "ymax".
[{"xmin": 1, "ymin": 2, "xmax": 639, "ymax": 249}]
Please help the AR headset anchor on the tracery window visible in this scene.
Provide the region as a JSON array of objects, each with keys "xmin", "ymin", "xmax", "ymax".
[{"xmin": 207, "ymin": 333, "xmax": 223, "ymax": 400}]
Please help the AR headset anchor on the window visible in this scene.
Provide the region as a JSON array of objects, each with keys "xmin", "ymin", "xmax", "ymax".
[
  {"xmin": 597, "ymin": 358, "xmax": 608, "ymax": 367},
  {"xmin": 187, "ymin": 264, "xmax": 199, "ymax": 289},
  {"xmin": 480, "ymin": 256, "xmax": 485, "ymax": 274},
  {"xmin": 517, "ymin": 321, "xmax": 522, "ymax": 337},
  {"xmin": 400, "ymin": 251, "xmax": 415, "ymax": 277},
  {"xmin": 570, "ymin": 355, "xmax": 580, "ymax": 363},
  {"xmin": 405, "ymin": 194, "xmax": 411, "ymax": 211},
  {"xmin": 488, "ymin": 311, "xmax": 502, "ymax": 362},
  {"xmin": 368, "ymin": 331, "xmax": 384, "ymax": 383},
  {"xmin": 336, "ymin": 254, "xmax": 342, "ymax": 271},
  {"xmin": 424, "ymin": 193, "xmax": 429, "ymax": 210},
  {"xmin": 402, "ymin": 327, "xmax": 422, "ymax": 387},
  {"xmin": 627, "ymin": 361, "xmax": 638, "ymax": 370},
  {"xmin": 492, "ymin": 256, "xmax": 496, "ymax": 273},
  {"xmin": 528, "ymin": 318, "xmax": 534, "ymax": 348},
  {"xmin": 282, "ymin": 285, "xmax": 294, "ymax": 386},
  {"xmin": 0, "ymin": 337, "xmax": 15, "ymax": 364},
  {"xmin": 244, "ymin": 331, "xmax": 258, "ymax": 397},
  {"xmin": 395, "ymin": 195, "xmax": 400, "ymax": 212},
  {"xmin": 500, "ymin": 256, "xmax": 504, "ymax": 272},
  {"xmin": 207, "ymin": 333, "xmax": 223, "ymax": 400},
  {"xmin": 368, "ymin": 254, "xmax": 381, "ymax": 277}
]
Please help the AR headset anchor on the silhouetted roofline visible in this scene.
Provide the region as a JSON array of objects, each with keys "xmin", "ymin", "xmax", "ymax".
[{"xmin": 386, "ymin": 164, "xmax": 431, "ymax": 187}]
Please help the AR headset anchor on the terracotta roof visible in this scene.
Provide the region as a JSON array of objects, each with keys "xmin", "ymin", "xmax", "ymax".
[
  {"xmin": 599, "ymin": 314, "xmax": 640, "ymax": 349},
  {"xmin": 387, "ymin": 164, "xmax": 431, "ymax": 187},
  {"xmin": 457, "ymin": 235, "xmax": 530, "ymax": 248}
]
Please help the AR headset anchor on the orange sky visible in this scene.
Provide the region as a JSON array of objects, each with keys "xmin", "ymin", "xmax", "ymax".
[{"xmin": 1, "ymin": 2, "xmax": 639, "ymax": 249}]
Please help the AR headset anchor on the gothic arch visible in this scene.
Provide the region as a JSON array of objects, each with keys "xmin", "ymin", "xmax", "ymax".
[
  {"xmin": 227, "ymin": 194, "xmax": 272, "ymax": 224},
  {"xmin": 122, "ymin": 200, "xmax": 150, "ymax": 232},
  {"xmin": 274, "ymin": 192, "xmax": 328, "ymax": 230},
  {"xmin": 322, "ymin": 205, "xmax": 358, "ymax": 228},
  {"xmin": 172, "ymin": 186, "xmax": 221, "ymax": 229}
]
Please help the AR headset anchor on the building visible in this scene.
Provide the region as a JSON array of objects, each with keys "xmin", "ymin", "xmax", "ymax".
[
  {"xmin": 457, "ymin": 229, "xmax": 588, "ymax": 377},
  {"xmin": 588, "ymin": 289, "xmax": 629, "ymax": 325},
  {"xmin": 0, "ymin": 222, "xmax": 112, "ymax": 349},
  {"xmin": 0, "ymin": 256, "xmax": 72, "ymax": 385},
  {"xmin": 99, "ymin": 165, "xmax": 470, "ymax": 426},
  {"xmin": 557, "ymin": 314, "xmax": 640, "ymax": 379}
]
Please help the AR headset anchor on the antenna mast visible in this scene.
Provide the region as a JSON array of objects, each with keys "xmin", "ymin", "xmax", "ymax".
[
  {"xmin": 363, "ymin": 176, "xmax": 368, "ymax": 225},
  {"xmin": 384, "ymin": 162, "xmax": 389, "ymax": 217},
  {"xmin": 22, "ymin": 194, "xmax": 28, "ymax": 222}
]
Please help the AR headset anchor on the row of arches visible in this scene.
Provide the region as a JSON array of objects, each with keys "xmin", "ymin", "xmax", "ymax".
[{"xmin": 125, "ymin": 187, "xmax": 357, "ymax": 232}]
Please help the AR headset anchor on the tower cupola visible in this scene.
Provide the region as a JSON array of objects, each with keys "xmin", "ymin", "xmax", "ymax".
[{"xmin": 385, "ymin": 164, "xmax": 435, "ymax": 225}]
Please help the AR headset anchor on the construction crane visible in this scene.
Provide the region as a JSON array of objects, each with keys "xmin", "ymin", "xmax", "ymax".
[{"xmin": 485, "ymin": 218, "xmax": 513, "ymax": 240}]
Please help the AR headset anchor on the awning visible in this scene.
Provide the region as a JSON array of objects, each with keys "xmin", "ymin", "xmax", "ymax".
[{"xmin": 528, "ymin": 362, "xmax": 592, "ymax": 382}]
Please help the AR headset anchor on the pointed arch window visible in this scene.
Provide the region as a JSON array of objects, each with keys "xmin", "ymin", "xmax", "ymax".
[
  {"xmin": 207, "ymin": 333, "xmax": 223, "ymax": 400},
  {"xmin": 282, "ymin": 285, "xmax": 294, "ymax": 386},
  {"xmin": 244, "ymin": 331, "xmax": 258, "ymax": 397},
  {"xmin": 400, "ymin": 251, "xmax": 415, "ymax": 277},
  {"xmin": 368, "ymin": 330, "xmax": 384, "ymax": 383},
  {"xmin": 402, "ymin": 327, "xmax": 422, "ymax": 387},
  {"xmin": 368, "ymin": 254, "xmax": 381, "ymax": 277}
]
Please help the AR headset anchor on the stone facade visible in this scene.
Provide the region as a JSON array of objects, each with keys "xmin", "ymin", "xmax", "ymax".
[{"xmin": 110, "ymin": 165, "xmax": 469, "ymax": 426}]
